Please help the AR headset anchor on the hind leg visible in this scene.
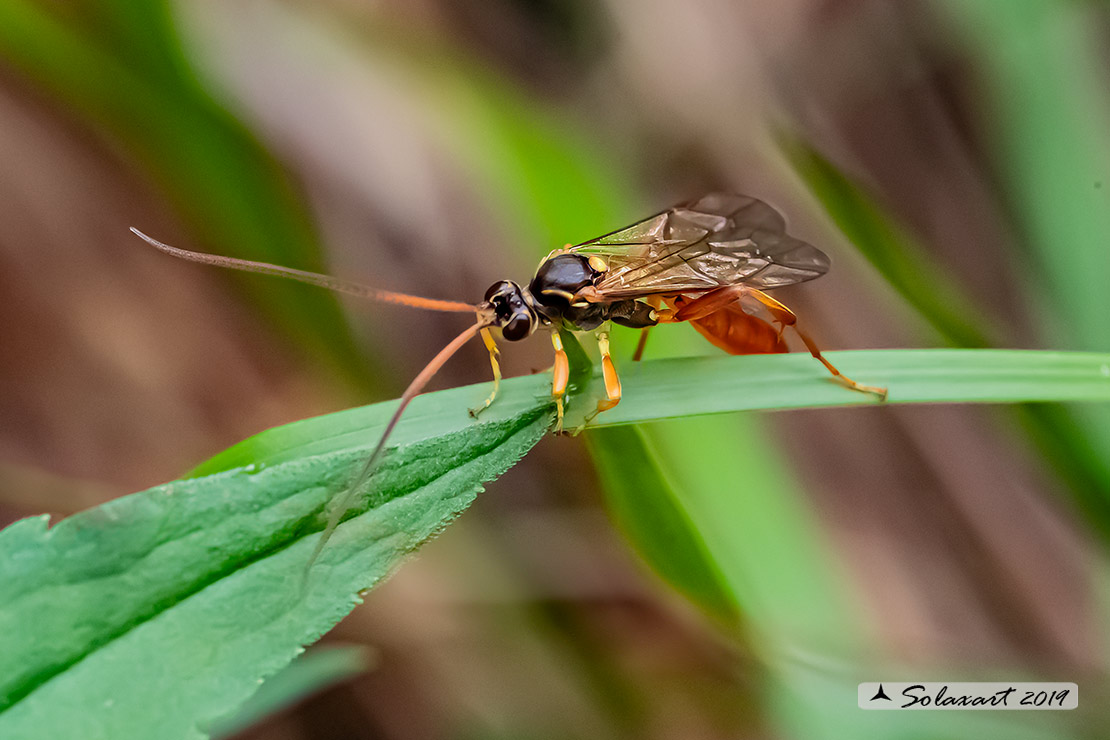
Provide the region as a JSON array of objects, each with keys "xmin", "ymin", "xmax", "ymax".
[{"xmin": 747, "ymin": 289, "xmax": 887, "ymax": 400}]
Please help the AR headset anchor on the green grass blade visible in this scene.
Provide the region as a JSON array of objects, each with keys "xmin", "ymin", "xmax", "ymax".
[
  {"xmin": 0, "ymin": 407, "xmax": 550, "ymax": 739},
  {"xmin": 189, "ymin": 348, "xmax": 1110, "ymax": 478},
  {"xmin": 209, "ymin": 645, "xmax": 373, "ymax": 739},
  {"xmin": 590, "ymin": 349, "xmax": 1110, "ymax": 423},
  {"xmin": 587, "ymin": 427, "xmax": 737, "ymax": 624},
  {"xmin": 938, "ymin": 0, "xmax": 1110, "ymax": 351},
  {"xmin": 87, "ymin": 0, "xmax": 190, "ymax": 85}
]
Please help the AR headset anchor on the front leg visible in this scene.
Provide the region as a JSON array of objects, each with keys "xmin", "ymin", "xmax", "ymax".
[{"xmin": 469, "ymin": 327, "xmax": 502, "ymax": 417}]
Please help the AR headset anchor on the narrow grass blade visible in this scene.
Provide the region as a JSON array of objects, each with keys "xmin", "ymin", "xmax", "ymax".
[
  {"xmin": 209, "ymin": 645, "xmax": 374, "ymax": 738},
  {"xmin": 587, "ymin": 426, "xmax": 737, "ymax": 624},
  {"xmin": 190, "ymin": 348, "xmax": 1110, "ymax": 478},
  {"xmin": 588, "ymin": 349, "xmax": 1110, "ymax": 425}
]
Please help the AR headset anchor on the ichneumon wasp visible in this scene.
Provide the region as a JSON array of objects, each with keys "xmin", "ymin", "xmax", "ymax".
[{"xmin": 133, "ymin": 192, "xmax": 886, "ymax": 564}]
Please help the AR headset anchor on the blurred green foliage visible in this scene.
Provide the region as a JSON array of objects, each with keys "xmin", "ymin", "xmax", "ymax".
[
  {"xmin": 785, "ymin": 133, "xmax": 1110, "ymax": 534},
  {"xmin": 209, "ymin": 646, "xmax": 374, "ymax": 739},
  {"xmin": 1, "ymin": 1, "xmax": 1109, "ymax": 739},
  {"xmin": 0, "ymin": 0, "xmax": 368, "ymax": 386}
]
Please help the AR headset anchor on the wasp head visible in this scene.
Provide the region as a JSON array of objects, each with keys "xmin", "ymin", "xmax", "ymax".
[{"xmin": 481, "ymin": 280, "xmax": 538, "ymax": 341}]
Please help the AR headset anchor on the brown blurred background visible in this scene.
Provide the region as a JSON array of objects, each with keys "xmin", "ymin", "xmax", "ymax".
[{"xmin": 2, "ymin": 0, "xmax": 1108, "ymax": 738}]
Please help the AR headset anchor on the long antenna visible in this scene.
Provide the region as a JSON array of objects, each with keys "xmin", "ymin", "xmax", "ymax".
[
  {"xmin": 304, "ymin": 320, "xmax": 486, "ymax": 574},
  {"xmin": 130, "ymin": 228, "xmax": 475, "ymax": 313}
]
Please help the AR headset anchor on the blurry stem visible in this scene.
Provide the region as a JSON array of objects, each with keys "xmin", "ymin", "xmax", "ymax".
[
  {"xmin": 587, "ymin": 426, "xmax": 739, "ymax": 624},
  {"xmin": 779, "ymin": 133, "xmax": 996, "ymax": 348},
  {"xmin": 936, "ymin": 0, "xmax": 1110, "ymax": 350},
  {"xmin": 0, "ymin": 0, "xmax": 371, "ymax": 390},
  {"xmin": 782, "ymin": 133, "xmax": 1110, "ymax": 536},
  {"xmin": 534, "ymin": 600, "xmax": 649, "ymax": 738},
  {"xmin": 935, "ymin": 0, "xmax": 1110, "ymax": 510}
]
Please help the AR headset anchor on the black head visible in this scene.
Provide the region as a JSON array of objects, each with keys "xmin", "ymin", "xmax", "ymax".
[{"xmin": 482, "ymin": 280, "xmax": 537, "ymax": 341}]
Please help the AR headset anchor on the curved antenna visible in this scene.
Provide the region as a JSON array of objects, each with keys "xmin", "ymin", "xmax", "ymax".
[
  {"xmin": 304, "ymin": 320, "xmax": 486, "ymax": 575},
  {"xmin": 130, "ymin": 228, "xmax": 475, "ymax": 313}
]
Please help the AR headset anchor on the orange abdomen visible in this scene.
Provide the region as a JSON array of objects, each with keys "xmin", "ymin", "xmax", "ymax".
[{"xmin": 688, "ymin": 304, "xmax": 787, "ymax": 355}]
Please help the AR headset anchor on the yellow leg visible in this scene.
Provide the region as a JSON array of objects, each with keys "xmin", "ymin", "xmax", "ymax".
[
  {"xmin": 551, "ymin": 331, "xmax": 569, "ymax": 431},
  {"xmin": 469, "ymin": 328, "xmax": 502, "ymax": 417},
  {"xmin": 595, "ymin": 331, "xmax": 622, "ymax": 414},
  {"xmin": 572, "ymin": 331, "xmax": 622, "ymax": 434},
  {"xmin": 748, "ymin": 289, "xmax": 888, "ymax": 401}
]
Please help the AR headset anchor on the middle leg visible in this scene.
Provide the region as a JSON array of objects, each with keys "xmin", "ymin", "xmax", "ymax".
[{"xmin": 550, "ymin": 330, "xmax": 570, "ymax": 431}]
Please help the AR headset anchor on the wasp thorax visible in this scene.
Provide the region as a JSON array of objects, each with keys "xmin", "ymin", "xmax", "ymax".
[
  {"xmin": 529, "ymin": 254, "xmax": 603, "ymax": 308},
  {"xmin": 482, "ymin": 280, "xmax": 535, "ymax": 341}
]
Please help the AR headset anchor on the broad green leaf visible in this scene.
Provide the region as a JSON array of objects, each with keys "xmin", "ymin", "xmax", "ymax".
[
  {"xmin": 0, "ymin": 406, "xmax": 550, "ymax": 739},
  {"xmin": 3, "ymin": 346, "xmax": 1105, "ymax": 737},
  {"xmin": 191, "ymin": 364, "xmax": 558, "ymax": 477}
]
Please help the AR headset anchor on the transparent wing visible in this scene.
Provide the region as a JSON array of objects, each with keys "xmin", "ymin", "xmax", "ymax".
[{"xmin": 569, "ymin": 192, "xmax": 829, "ymax": 298}]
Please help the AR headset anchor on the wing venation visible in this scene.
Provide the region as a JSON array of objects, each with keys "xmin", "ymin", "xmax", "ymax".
[{"xmin": 569, "ymin": 193, "xmax": 829, "ymax": 298}]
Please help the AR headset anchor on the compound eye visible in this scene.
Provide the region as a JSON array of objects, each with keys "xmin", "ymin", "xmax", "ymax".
[{"xmin": 501, "ymin": 312, "xmax": 533, "ymax": 341}]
